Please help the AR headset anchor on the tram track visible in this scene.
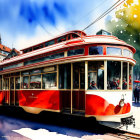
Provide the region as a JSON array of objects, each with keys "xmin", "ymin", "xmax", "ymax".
[{"xmin": 107, "ymin": 131, "xmax": 140, "ymax": 140}]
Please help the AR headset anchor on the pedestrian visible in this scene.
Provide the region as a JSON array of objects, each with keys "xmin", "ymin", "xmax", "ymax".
[
  {"xmin": 134, "ymin": 85, "xmax": 138, "ymax": 103},
  {"xmin": 136, "ymin": 86, "xmax": 140, "ymax": 103}
]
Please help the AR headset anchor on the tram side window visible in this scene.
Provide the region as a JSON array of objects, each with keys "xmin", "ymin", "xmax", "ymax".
[
  {"xmin": 68, "ymin": 48, "xmax": 84, "ymax": 56},
  {"xmin": 72, "ymin": 34, "xmax": 79, "ymax": 39},
  {"xmin": 59, "ymin": 64, "xmax": 71, "ymax": 89},
  {"xmin": 107, "ymin": 47, "xmax": 121, "ymax": 55},
  {"xmin": 88, "ymin": 61, "xmax": 104, "ymax": 90},
  {"xmin": 3, "ymin": 78, "xmax": 9, "ymax": 90},
  {"xmin": 107, "ymin": 61, "xmax": 121, "ymax": 90},
  {"xmin": 123, "ymin": 49, "xmax": 133, "ymax": 58},
  {"xmin": 73, "ymin": 62, "xmax": 85, "ymax": 89},
  {"xmin": 30, "ymin": 75, "xmax": 41, "ymax": 89},
  {"xmin": 42, "ymin": 73, "xmax": 56, "ymax": 89},
  {"xmin": 22, "ymin": 76, "xmax": 29, "ymax": 89},
  {"xmin": 89, "ymin": 46, "xmax": 103, "ymax": 55},
  {"xmin": 129, "ymin": 64, "xmax": 132, "ymax": 89},
  {"xmin": 45, "ymin": 40, "xmax": 55, "ymax": 47},
  {"xmin": 10, "ymin": 77, "xmax": 14, "ymax": 89},
  {"xmin": 57, "ymin": 36, "xmax": 66, "ymax": 43},
  {"xmin": 123, "ymin": 62, "xmax": 128, "ymax": 89},
  {"xmin": 15, "ymin": 77, "xmax": 20, "ymax": 89}
]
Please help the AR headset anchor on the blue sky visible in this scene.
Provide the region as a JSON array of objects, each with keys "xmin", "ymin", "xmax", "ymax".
[{"xmin": 0, "ymin": 0, "xmax": 117, "ymax": 50}]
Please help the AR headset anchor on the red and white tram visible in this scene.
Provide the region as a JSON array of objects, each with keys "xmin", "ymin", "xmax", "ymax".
[{"xmin": 0, "ymin": 30, "xmax": 136, "ymax": 124}]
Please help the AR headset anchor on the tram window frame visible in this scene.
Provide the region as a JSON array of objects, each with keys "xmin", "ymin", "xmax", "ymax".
[
  {"xmin": 88, "ymin": 61, "xmax": 104, "ymax": 90},
  {"xmin": 122, "ymin": 62, "xmax": 128, "ymax": 90},
  {"xmin": 30, "ymin": 74, "xmax": 41, "ymax": 89},
  {"xmin": 3, "ymin": 78, "xmax": 9, "ymax": 90},
  {"xmin": 57, "ymin": 36, "xmax": 66, "ymax": 43},
  {"xmin": 123, "ymin": 49, "xmax": 133, "ymax": 58},
  {"xmin": 24, "ymin": 52, "xmax": 64, "ymax": 66},
  {"xmin": 68, "ymin": 48, "xmax": 84, "ymax": 56},
  {"xmin": 45, "ymin": 40, "xmax": 55, "ymax": 47},
  {"xmin": 15, "ymin": 77, "xmax": 20, "ymax": 89},
  {"xmin": 42, "ymin": 72, "xmax": 57, "ymax": 89},
  {"xmin": 22, "ymin": 76, "xmax": 29, "ymax": 89},
  {"xmin": 10, "ymin": 77, "xmax": 14, "ymax": 90},
  {"xmin": 107, "ymin": 47, "xmax": 122, "ymax": 56},
  {"xmin": 107, "ymin": 61, "xmax": 121, "ymax": 90},
  {"xmin": 59, "ymin": 64, "xmax": 71, "ymax": 89},
  {"xmin": 42, "ymin": 66, "xmax": 57, "ymax": 89},
  {"xmin": 89, "ymin": 46, "xmax": 103, "ymax": 55},
  {"xmin": 72, "ymin": 34, "xmax": 79, "ymax": 39}
]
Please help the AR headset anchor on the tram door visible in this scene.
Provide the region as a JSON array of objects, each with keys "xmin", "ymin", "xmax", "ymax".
[
  {"xmin": 10, "ymin": 76, "xmax": 20, "ymax": 106},
  {"xmin": 73, "ymin": 62, "xmax": 85, "ymax": 113},
  {"xmin": 59, "ymin": 63, "xmax": 85, "ymax": 114}
]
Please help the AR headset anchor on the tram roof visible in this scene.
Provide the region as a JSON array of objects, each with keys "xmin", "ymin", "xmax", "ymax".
[
  {"xmin": 20, "ymin": 30, "xmax": 87, "ymax": 51},
  {"xmin": 0, "ymin": 30, "xmax": 136, "ymax": 66}
]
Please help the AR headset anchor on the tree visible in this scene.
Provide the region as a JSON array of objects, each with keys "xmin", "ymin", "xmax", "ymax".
[{"xmin": 106, "ymin": 0, "xmax": 140, "ymax": 80}]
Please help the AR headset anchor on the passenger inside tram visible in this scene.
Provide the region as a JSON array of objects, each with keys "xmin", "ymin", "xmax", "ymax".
[
  {"xmin": 89, "ymin": 81, "xmax": 97, "ymax": 90},
  {"xmin": 123, "ymin": 79, "xmax": 127, "ymax": 89}
]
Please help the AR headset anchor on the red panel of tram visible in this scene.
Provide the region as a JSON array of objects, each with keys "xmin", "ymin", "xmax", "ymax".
[
  {"xmin": 86, "ymin": 94, "xmax": 131, "ymax": 116},
  {"xmin": 19, "ymin": 90, "xmax": 60, "ymax": 110},
  {"xmin": 0, "ymin": 91, "xmax": 3, "ymax": 104}
]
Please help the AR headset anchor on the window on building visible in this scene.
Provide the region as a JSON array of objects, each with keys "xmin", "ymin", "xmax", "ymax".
[
  {"xmin": 88, "ymin": 61, "xmax": 104, "ymax": 90},
  {"xmin": 30, "ymin": 75, "xmax": 41, "ymax": 89},
  {"xmin": 107, "ymin": 61, "xmax": 121, "ymax": 90},
  {"xmin": 107, "ymin": 47, "xmax": 121, "ymax": 55},
  {"xmin": 122, "ymin": 62, "xmax": 127, "ymax": 89},
  {"xmin": 89, "ymin": 46, "xmax": 103, "ymax": 55},
  {"xmin": 68, "ymin": 48, "xmax": 84, "ymax": 56}
]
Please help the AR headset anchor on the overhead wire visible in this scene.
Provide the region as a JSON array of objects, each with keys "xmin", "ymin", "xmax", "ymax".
[
  {"xmin": 67, "ymin": 0, "xmax": 110, "ymax": 30},
  {"xmin": 82, "ymin": 0, "xmax": 125, "ymax": 31}
]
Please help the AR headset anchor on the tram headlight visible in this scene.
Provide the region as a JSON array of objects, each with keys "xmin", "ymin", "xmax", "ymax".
[{"xmin": 119, "ymin": 99, "xmax": 125, "ymax": 107}]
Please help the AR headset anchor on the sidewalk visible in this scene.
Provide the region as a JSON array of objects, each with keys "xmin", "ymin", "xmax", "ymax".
[{"xmin": 120, "ymin": 101, "xmax": 140, "ymax": 134}]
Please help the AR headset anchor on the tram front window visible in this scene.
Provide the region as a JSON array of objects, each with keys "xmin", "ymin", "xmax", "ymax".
[
  {"xmin": 88, "ymin": 61, "xmax": 104, "ymax": 90},
  {"xmin": 107, "ymin": 61, "xmax": 121, "ymax": 90}
]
